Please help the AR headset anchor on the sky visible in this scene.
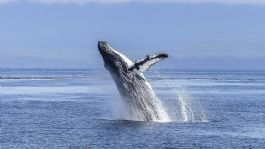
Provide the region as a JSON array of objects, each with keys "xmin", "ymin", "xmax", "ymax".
[{"xmin": 0, "ymin": 0, "xmax": 265, "ymax": 70}]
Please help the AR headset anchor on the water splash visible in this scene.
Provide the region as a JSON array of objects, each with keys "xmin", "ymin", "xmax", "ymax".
[
  {"xmin": 109, "ymin": 70, "xmax": 171, "ymax": 122},
  {"xmin": 109, "ymin": 67, "xmax": 206, "ymax": 123},
  {"xmin": 152, "ymin": 68, "xmax": 207, "ymax": 122},
  {"xmin": 174, "ymin": 89, "xmax": 207, "ymax": 122},
  {"xmin": 123, "ymin": 82, "xmax": 172, "ymax": 122}
]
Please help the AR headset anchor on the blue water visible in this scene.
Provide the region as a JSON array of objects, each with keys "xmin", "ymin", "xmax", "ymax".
[{"xmin": 1, "ymin": 69, "xmax": 265, "ymax": 148}]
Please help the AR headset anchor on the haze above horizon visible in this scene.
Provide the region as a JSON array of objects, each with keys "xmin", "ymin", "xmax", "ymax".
[{"xmin": 0, "ymin": 0, "xmax": 265, "ymax": 70}]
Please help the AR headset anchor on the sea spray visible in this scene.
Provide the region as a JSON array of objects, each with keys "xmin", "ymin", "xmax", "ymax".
[
  {"xmin": 151, "ymin": 68, "xmax": 207, "ymax": 122},
  {"xmin": 174, "ymin": 88, "xmax": 207, "ymax": 122},
  {"xmin": 109, "ymin": 95, "xmax": 129, "ymax": 120}
]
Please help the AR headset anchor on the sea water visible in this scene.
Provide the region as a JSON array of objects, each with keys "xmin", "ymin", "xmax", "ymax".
[{"xmin": 1, "ymin": 69, "xmax": 265, "ymax": 148}]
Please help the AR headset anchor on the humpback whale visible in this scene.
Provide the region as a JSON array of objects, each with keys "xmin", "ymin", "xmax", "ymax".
[{"xmin": 98, "ymin": 41, "xmax": 170, "ymax": 121}]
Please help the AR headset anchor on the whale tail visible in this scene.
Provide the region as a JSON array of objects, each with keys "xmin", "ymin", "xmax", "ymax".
[{"xmin": 128, "ymin": 53, "xmax": 168, "ymax": 73}]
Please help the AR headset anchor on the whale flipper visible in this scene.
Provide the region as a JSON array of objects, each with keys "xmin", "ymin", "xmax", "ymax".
[{"xmin": 128, "ymin": 53, "xmax": 168, "ymax": 73}]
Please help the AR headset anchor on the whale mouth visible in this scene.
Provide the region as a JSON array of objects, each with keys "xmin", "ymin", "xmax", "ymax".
[
  {"xmin": 98, "ymin": 41, "xmax": 109, "ymax": 54},
  {"xmin": 98, "ymin": 41, "xmax": 107, "ymax": 48},
  {"xmin": 98, "ymin": 41, "xmax": 112, "ymax": 62}
]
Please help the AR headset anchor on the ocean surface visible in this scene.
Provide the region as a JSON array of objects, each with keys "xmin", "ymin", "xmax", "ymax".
[{"xmin": 1, "ymin": 69, "xmax": 265, "ymax": 148}]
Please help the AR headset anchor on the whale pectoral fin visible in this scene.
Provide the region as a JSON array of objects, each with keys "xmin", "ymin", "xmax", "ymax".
[{"xmin": 128, "ymin": 53, "xmax": 168, "ymax": 73}]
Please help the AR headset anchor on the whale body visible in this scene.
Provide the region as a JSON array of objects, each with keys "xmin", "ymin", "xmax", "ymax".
[{"xmin": 98, "ymin": 41, "xmax": 170, "ymax": 121}]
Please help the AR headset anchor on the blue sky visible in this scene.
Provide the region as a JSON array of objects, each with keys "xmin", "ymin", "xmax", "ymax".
[{"xmin": 0, "ymin": 0, "xmax": 265, "ymax": 70}]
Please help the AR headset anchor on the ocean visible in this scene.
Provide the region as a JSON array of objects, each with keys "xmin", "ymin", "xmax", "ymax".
[{"xmin": 1, "ymin": 69, "xmax": 265, "ymax": 148}]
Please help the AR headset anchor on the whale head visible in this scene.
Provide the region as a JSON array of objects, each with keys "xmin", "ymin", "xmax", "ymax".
[{"xmin": 98, "ymin": 41, "xmax": 133, "ymax": 73}]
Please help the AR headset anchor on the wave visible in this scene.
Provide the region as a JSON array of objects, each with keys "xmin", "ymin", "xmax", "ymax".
[
  {"xmin": 0, "ymin": 76, "xmax": 91, "ymax": 80},
  {"xmin": 1, "ymin": 76, "xmax": 264, "ymax": 82},
  {"xmin": 150, "ymin": 77, "xmax": 265, "ymax": 82},
  {"xmin": 0, "ymin": 85, "xmax": 116, "ymax": 95}
]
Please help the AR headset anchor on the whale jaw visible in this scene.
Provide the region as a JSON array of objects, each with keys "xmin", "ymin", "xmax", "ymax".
[
  {"xmin": 98, "ymin": 41, "xmax": 133, "ymax": 72},
  {"xmin": 98, "ymin": 41, "xmax": 115, "ymax": 65}
]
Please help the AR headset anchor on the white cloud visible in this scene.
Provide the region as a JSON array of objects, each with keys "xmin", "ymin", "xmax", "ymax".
[{"xmin": 1, "ymin": 0, "xmax": 265, "ymax": 5}]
